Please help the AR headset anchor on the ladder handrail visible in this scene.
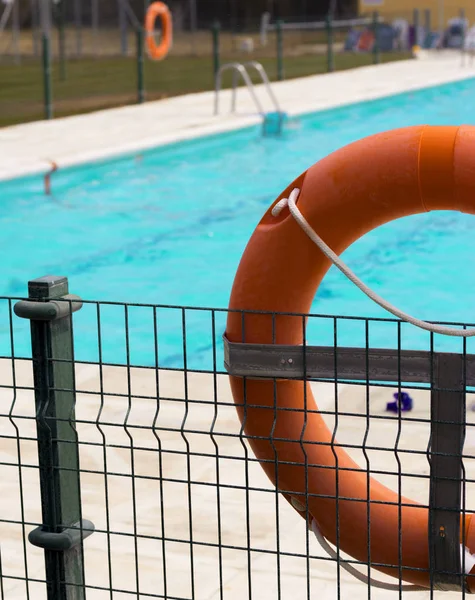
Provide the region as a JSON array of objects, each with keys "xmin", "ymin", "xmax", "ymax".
[
  {"xmin": 243, "ymin": 61, "xmax": 281, "ymax": 114},
  {"xmin": 214, "ymin": 61, "xmax": 283, "ymax": 118},
  {"xmin": 214, "ymin": 62, "xmax": 265, "ymax": 116}
]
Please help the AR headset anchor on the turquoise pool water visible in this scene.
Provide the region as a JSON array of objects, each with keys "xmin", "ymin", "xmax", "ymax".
[{"xmin": 3, "ymin": 78, "xmax": 475, "ymax": 369}]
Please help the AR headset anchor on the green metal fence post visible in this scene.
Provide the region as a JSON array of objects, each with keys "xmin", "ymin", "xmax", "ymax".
[
  {"xmin": 14, "ymin": 276, "xmax": 94, "ymax": 600},
  {"xmin": 119, "ymin": 0, "xmax": 128, "ymax": 56},
  {"xmin": 31, "ymin": 0, "xmax": 40, "ymax": 57},
  {"xmin": 42, "ymin": 34, "xmax": 53, "ymax": 120},
  {"xmin": 413, "ymin": 8, "xmax": 420, "ymax": 47},
  {"xmin": 137, "ymin": 27, "xmax": 145, "ymax": 104},
  {"xmin": 326, "ymin": 13, "xmax": 334, "ymax": 73},
  {"xmin": 276, "ymin": 19, "xmax": 284, "ymax": 81},
  {"xmin": 54, "ymin": 0, "xmax": 67, "ymax": 82},
  {"xmin": 372, "ymin": 11, "xmax": 380, "ymax": 64},
  {"xmin": 74, "ymin": 0, "xmax": 82, "ymax": 58},
  {"xmin": 424, "ymin": 9, "xmax": 431, "ymax": 35},
  {"xmin": 460, "ymin": 8, "xmax": 466, "ymax": 61},
  {"xmin": 212, "ymin": 20, "xmax": 220, "ymax": 80}
]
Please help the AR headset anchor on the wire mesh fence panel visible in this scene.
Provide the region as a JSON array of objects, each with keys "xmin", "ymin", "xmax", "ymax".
[
  {"xmin": 143, "ymin": 26, "xmax": 214, "ymax": 102},
  {"xmin": 0, "ymin": 58, "xmax": 45, "ymax": 127},
  {"xmin": 50, "ymin": 1, "xmax": 143, "ymax": 121},
  {"xmin": 52, "ymin": 53, "xmax": 142, "ymax": 116},
  {"xmin": 2, "ymin": 275, "xmax": 475, "ymax": 598},
  {"xmin": 0, "ymin": 298, "xmax": 47, "ymax": 599}
]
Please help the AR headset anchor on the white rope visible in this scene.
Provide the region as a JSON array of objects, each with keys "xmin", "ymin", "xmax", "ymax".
[
  {"xmin": 310, "ymin": 519, "xmax": 427, "ymax": 592},
  {"xmin": 311, "ymin": 517, "xmax": 475, "ymax": 591},
  {"xmin": 272, "ymin": 188, "xmax": 475, "ymax": 337},
  {"xmin": 290, "ymin": 501, "xmax": 474, "ymax": 591}
]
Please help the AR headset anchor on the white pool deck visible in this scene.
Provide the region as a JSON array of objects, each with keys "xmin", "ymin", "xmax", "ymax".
[
  {"xmin": 1, "ymin": 51, "xmax": 475, "ymax": 182},
  {"xmin": 3, "ymin": 52, "xmax": 475, "ymax": 599}
]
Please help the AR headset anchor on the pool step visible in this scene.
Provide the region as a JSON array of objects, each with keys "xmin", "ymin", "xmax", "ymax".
[{"xmin": 262, "ymin": 111, "xmax": 288, "ymax": 136}]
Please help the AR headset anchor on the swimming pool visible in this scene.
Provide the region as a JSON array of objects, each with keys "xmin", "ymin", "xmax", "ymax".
[{"xmin": 3, "ymin": 77, "xmax": 475, "ymax": 368}]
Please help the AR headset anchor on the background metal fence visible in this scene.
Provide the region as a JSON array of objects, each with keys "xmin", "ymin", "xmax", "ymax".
[
  {"xmin": 2, "ymin": 274, "xmax": 475, "ymax": 598},
  {"xmin": 2, "ymin": 1, "xmax": 467, "ymax": 128}
]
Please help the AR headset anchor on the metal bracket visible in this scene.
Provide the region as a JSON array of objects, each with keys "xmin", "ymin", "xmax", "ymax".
[
  {"xmin": 14, "ymin": 294, "xmax": 83, "ymax": 321},
  {"xmin": 223, "ymin": 336, "xmax": 475, "ymax": 385},
  {"xmin": 429, "ymin": 353, "xmax": 467, "ymax": 592},
  {"xmin": 29, "ymin": 519, "xmax": 95, "ymax": 552}
]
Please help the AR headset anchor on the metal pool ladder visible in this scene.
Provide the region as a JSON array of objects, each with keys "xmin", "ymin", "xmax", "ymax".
[{"xmin": 214, "ymin": 61, "xmax": 282, "ymax": 117}]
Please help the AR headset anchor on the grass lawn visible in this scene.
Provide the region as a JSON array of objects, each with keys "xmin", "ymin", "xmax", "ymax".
[{"xmin": 0, "ymin": 51, "xmax": 412, "ymax": 128}]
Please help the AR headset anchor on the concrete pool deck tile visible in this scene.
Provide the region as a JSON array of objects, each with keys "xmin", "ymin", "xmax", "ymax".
[{"xmin": 1, "ymin": 53, "xmax": 475, "ymax": 182}]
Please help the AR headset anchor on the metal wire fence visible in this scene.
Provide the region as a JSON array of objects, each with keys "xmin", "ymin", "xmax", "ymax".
[{"xmin": 2, "ymin": 274, "xmax": 475, "ymax": 598}]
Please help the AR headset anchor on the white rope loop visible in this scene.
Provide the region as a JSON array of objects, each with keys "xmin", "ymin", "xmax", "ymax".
[
  {"xmin": 273, "ymin": 188, "xmax": 475, "ymax": 337},
  {"xmin": 310, "ymin": 519, "xmax": 426, "ymax": 592}
]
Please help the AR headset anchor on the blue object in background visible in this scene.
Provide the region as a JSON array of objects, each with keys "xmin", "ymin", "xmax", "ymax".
[
  {"xmin": 424, "ymin": 31, "xmax": 440, "ymax": 49},
  {"xmin": 386, "ymin": 391, "xmax": 414, "ymax": 413},
  {"xmin": 344, "ymin": 29, "xmax": 362, "ymax": 51},
  {"xmin": 376, "ymin": 24, "xmax": 397, "ymax": 52}
]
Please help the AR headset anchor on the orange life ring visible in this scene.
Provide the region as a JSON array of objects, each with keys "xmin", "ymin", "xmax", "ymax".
[
  {"xmin": 226, "ymin": 125, "xmax": 475, "ymax": 590},
  {"xmin": 357, "ymin": 29, "xmax": 375, "ymax": 51},
  {"xmin": 145, "ymin": 1, "xmax": 172, "ymax": 61}
]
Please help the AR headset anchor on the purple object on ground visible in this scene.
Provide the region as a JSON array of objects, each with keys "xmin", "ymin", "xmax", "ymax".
[{"xmin": 386, "ymin": 391, "xmax": 413, "ymax": 413}]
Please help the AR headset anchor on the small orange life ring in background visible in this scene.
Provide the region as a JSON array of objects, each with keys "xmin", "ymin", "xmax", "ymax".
[{"xmin": 145, "ymin": 1, "xmax": 173, "ymax": 61}]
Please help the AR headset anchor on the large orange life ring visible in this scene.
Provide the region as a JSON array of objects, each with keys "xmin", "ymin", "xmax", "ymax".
[
  {"xmin": 226, "ymin": 125, "xmax": 475, "ymax": 589},
  {"xmin": 145, "ymin": 1, "xmax": 172, "ymax": 61}
]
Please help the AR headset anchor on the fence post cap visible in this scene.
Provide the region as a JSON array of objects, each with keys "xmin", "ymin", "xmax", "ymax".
[{"xmin": 28, "ymin": 275, "xmax": 68, "ymax": 300}]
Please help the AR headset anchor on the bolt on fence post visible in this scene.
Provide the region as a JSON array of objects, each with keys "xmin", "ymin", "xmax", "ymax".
[
  {"xmin": 372, "ymin": 11, "xmax": 380, "ymax": 64},
  {"xmin": 42, "ymin": 34, "xmax": 53, "ymax": 120},
  {"xmin": 14, "ymin": 276, "xmax": 94, "ymax": 600},
  {"xmin": 137, "ymin": 27, "xmax": 145, "ymax": 104},
  {"xmin": 211, "ymin": 20, "xmax": 220, "ymax": 80},
  {"xmin": 326, "ymin": 14, "xmax": 334, "ymax": 73},
  {"xmin": 276, "ymin": 19, "xmax": 284, "ymax": 81}
]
